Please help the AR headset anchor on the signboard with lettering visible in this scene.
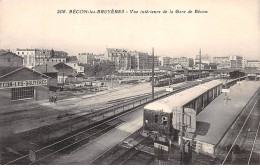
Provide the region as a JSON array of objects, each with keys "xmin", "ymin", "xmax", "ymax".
[
  {"xmin": 154, "ymin": 141, "xmax": 169, "ymax": 161},
  {"xmin": 222, "ymin": 89, "xmax": 230, "ymax": 93},
  {"xmin": 0, "ymin": 79, "xmax": 48, "ymax": 89}
]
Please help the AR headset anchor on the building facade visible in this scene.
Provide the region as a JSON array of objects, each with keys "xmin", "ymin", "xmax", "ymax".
[
  {"xmin": 0, "ymin": 52, "xmax": 23, "ymax": 67},
  {"xmin": 146, "ymin": 55, "xmax": 159, "ymax": 69},
  {"xmin": 194, "ymin": 54, "xmax": 211, "ymax": 65},
  {"xmin": 213, "ymin": 55, "xmax": 244, "ymax": 69},
  {"xmin": 93, "ymin": 54, "xmax": 107, "ymax": 62},
  {"xmin": 0, "ymin": 66, "xmax": 49, "ymax": 107},
  {"xmin": 134, "ymin": 52, "xmax": 147, "ymax": 70},
  {"xmin": 170, "ymin": 57, "xmax": 193, "ymax": 68},
  {"xmin": 78, "ymin": 53, "xmax": 95, "ymax": 65},
  {"xmin": 230, "ymin": 55, "xmax": 243, "ymax": 69},
  {"xmin": 66, "ymin": 62, "xmax": 84, "ymax": 74},
  {"xmin": 33, "ymin": 65, "xmax": 58, "ymax": 86},
  {"xmin": 247, "ymin": 60, "xmax": 260, "ymax": 69},
  {"xmin": 36, "ymin": 57, "xmax": 67, "ymax": 65},
  {"xmin": 35, "ymin": 49, "xmax": 68, "ymax": 65},
  {"xmin": 105, "ymin": 48, "xmax": 162, "ymax": 70},
  {"xmin": 16, "ymin": 48, "xmax": 68, "ymax": 67},
  {"xmin": 212, "ymin": 56, "xmax": 230, "ymax": 69},
  {"xmin": 105, "ymin": 48, "xmax": 132, "ymax": 70},
  {"xmin": 16, "ymin": 48, "xmax": 36, "ymax": 68},
  {"xmin": 159, "ymin": 56, "xmax": 171, "ymax": 67}
]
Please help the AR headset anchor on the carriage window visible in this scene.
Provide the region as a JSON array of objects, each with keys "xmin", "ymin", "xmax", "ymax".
[
  {"xmin": 162, "ymin": 116, "xmax": 168, "ymax": 126},
  {"xmin": 155, "ymin": 114, "xmax": 159, "ymax": 123}
]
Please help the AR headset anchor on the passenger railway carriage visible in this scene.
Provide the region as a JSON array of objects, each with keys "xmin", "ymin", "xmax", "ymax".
[
  {"xmin": 142, "ymin": 80, "xmax": 223, "ymax": 142},
  {"xmin": 154, "ymin": 76, "xmax": 186, "ymax": 87}
]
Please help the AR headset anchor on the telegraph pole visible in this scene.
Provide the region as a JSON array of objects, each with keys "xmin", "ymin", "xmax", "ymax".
[
  {"xmin": 199, "ymin": 49, "xmax": 202, "ymax": 79},
  {"xmin": 152, "ymin": 48, "xmax": 154, "ymax": 100},
  {"xmin": 199, "ymin": 49, "xmax": 201, "ymax": 79},
  {"xmin": 62, "ymin": 56, "xmax": 65, "ymax": 88},
  {"xmin": 180, "ymin": 107, "xmax": 186, "ymax": 164}
]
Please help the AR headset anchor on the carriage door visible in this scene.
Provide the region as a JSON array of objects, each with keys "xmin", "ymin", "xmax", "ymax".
[
  {"xmin": 202, "ymin": 96, "xmax": 204, "ymax": 109},
  {"xmin": 212, "ymin": 88, "xmax": 215, "ymax": 100}
]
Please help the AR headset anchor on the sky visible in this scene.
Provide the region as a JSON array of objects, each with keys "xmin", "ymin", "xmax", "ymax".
[{"xmin": 0, "ymin": 0, "xmax": 259, "ymax": 60}]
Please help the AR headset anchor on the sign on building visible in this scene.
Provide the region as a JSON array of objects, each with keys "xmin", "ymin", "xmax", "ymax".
[{"xmin": 0, "ymin": 79, "xmax": 48, "ymax": 89}]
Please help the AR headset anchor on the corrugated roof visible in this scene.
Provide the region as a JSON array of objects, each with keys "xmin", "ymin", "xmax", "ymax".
[
  {"xmin": 34, "ymin": 65, "xmax": 58, "ymax": 73},
  {"xmin": 0, "ymin": 66, "xmax": 49, "ymax": 79},
  {"xmin": 0, "ymin": 52, "xmax": 24, "ymax": 59},
  {"xmin": 0, "ymin": 66, "xmax": 21, "ymax": 77},
  {"xmin": 144, "ymin": 80, "xmax": 223, "ymax": 113}
]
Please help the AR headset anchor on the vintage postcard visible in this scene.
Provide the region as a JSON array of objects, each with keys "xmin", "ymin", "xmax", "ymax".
[{"xmin": 0, "ymin": 0, "xmax": 259, "ymax": 166}]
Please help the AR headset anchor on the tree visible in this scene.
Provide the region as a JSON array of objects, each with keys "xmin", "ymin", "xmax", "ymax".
[{"xmin": 80, "ymin": 61, "xmax": 116, "ymax": 77}]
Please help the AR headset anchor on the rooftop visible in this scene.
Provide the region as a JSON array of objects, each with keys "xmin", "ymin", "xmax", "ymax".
[
  {"xmin": 0, "ymin": 66, "xmax": 21, "ymax": 77},
  {"xmin": 0, "ymin": 52, "xmax": 24, "ymax": 59},
  {"xmin": 144, "ymin": 80, "xmax": 223, "ymax": 113},
  {"xmin": 0, "ymin": 66, "xmax": 49, "ymax": 79},
  {"xmin": 34, "ymin": 65, "xmax": 58, "ymax": 73}
]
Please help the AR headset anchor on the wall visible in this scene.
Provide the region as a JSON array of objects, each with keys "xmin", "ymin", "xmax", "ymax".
[
  {"xmin": 0, "ymin": 53, "xmax": 23, "ymax": 67},
  {"xmin": 0, "ymin": 85, "xmax": 49, "ymax": 107},
  {"xmin": 0, "ymin": 67, "xmax": 49, "ymax": 107}
]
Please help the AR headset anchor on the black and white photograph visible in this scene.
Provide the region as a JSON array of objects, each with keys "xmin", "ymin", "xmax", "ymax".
[{"xmin": 0, "ymin": 0, "xmax": 260, "ymax": 165}]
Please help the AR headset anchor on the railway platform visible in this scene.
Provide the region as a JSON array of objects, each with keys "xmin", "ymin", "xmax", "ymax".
[
  {"xmin": 48, "ymin": 108, "xmax": 144, "ymax": 164},
  {"xmin": 185, "ymin": 81, "xmax": 260, "ymax": 157}
]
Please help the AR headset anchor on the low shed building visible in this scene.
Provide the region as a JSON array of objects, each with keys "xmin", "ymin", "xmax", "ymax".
[{"xmin": 0, "ymin": 66, "xmax": 49, "ymax": 106}]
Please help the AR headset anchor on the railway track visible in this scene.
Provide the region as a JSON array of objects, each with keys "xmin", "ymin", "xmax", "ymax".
[
  {"xmin": 208, "ymin": 82, "xmax": 260, "ymax": 165},
  {"xmin": 91, "ymin": 129, "xmax": 155, "ymax": 165},
  {"xmin": 3, "ymin": 114, "xmax": 127, "ymax": 164},
  {"xmin": 221, "ymin": 94, "xmax": 260, "ymax": 165},
  {"xmin": 109, "ymin": 137, "xmax": 150, "ymax": 165},
  {"xmin": 3, "ymin": 77, "xmax": 230, "ymax": 165}
]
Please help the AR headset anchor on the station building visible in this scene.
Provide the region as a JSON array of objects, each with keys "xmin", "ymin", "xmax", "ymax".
[{"xmin": 0, "ymin": 66, "xmax": 49, "ymax": 107}]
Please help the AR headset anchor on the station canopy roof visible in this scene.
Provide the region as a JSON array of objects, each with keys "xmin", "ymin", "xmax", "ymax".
[{"xmin": 144, "ymin": 80, "xmax": 223, "ymax": 113}]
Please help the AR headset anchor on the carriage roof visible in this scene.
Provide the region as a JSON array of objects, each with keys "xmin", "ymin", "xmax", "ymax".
[{"xmin": 144, "ymin": 80, "xmax": 223, "ymax": 113}]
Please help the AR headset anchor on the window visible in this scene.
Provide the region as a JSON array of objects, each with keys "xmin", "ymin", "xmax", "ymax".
[
  {"xmin": 11, "ymin": 87, "xmax": 35, "ymax": 100},
  {"xmin": 162, "ymin": 116, "xmax": 168, "ymax": 126}
]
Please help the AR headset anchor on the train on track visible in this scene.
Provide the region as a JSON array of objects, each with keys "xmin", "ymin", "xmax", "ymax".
[
  {"xmin": 154, "ymin": 76, "xmax": 186, "ymax": 87},
  {"xmin": 118, "ymin": 78, "xmax": 140, "ymax": 84},
  {"xmin": 186, "ymin": 71, "xmax": 210, "ymax": 81},
  {"xmin": 142, "ymin": 80, "xmax": 223, "ymax": 142},
  {"xmin": 153, "ymin": 71, "xmax": 210, "ymax": 87}
]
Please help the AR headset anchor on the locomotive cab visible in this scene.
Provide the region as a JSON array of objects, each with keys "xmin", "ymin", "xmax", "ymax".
[{"xmin": 142, "ymin": 109, "xmax": 173, "ymax": 142}]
